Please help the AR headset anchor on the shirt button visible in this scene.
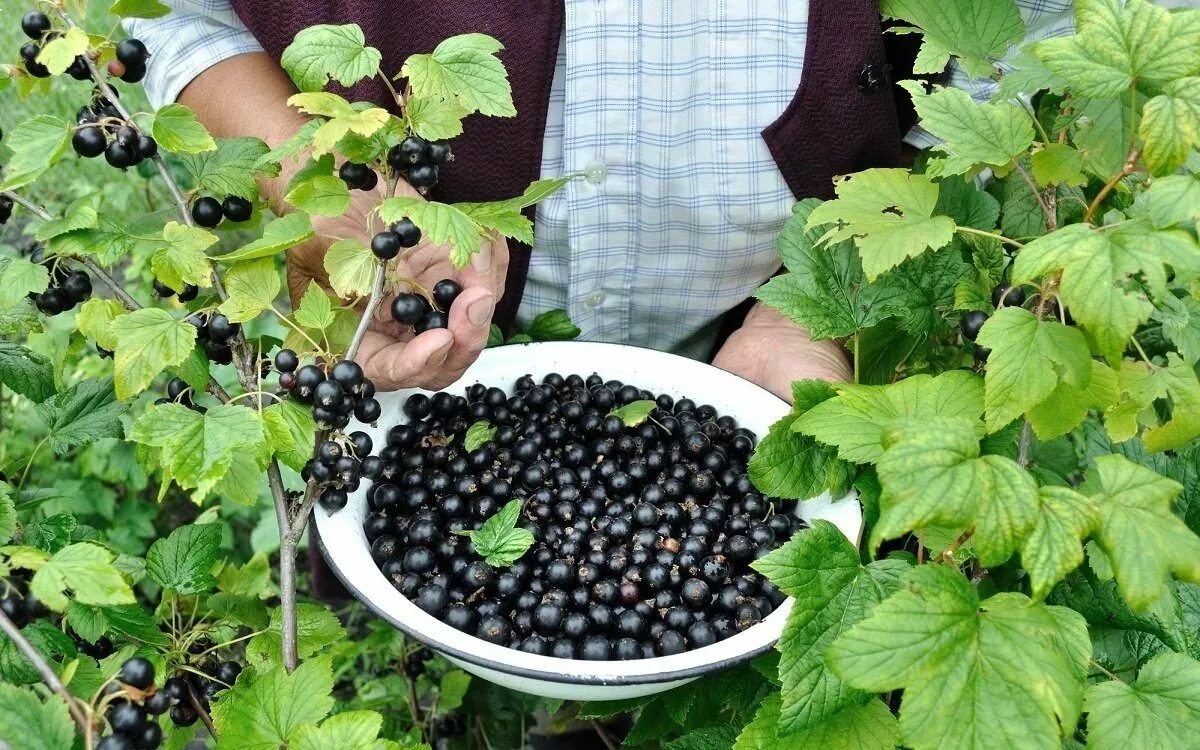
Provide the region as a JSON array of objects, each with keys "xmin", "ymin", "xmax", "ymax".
[
  {"xmin": 584, "ymin": 162, "xmax": 607, "ymax": 184},
  {"xmin": 585, "ymin": 290, "xmax": 606, "ymax": 309}
]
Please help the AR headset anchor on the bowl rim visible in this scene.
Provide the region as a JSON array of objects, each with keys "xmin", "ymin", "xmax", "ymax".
[{"xmin": 312, "ymin": 340, "xmax": 859, "ymax": 686}]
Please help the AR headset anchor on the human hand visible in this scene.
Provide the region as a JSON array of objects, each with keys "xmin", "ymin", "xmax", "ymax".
[
  {"xmin": 285, "ymin": 178, "xmax": 508, "ymax": 391},
  {"xmin": 712, "ymin": 303, "xmax": 851, "ymax": 402}
]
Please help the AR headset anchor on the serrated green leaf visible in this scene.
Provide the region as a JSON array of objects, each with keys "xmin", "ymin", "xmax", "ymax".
[
  {"xmin": 285, "ymin": 175, "xmax": 351, "ymax": 217},
  {"xmin": 109, "ymin": 0, "xmax": 170, "ymax": 18},
  {"xmin": 1089, "ymin": 455, "xmax": 1200, "ymax": 612},
  {"xmin": 218, "ymin": 212, "xmax": 314, "ymax": 263},
  {"xmin": 1026, "ymin": 360, "xmax": 1119, "ymax": 440},
  {"xmin": 828, "ymin": 565, "xmax": 1089, "ymax": 750},
  {"xmin": 181, "ymin": 137, "xmax": 272, "ymax": 200},
  {"xmin": 293, "ymin": 710, "xmax": 383, "ymax": 750},
  {"xmin": 30, "ymin": 542, "xmax": 135, "ymax": 610},
  {"xmin": 152, "ymin": 221, "xmax": 217, "ymax": 291},
  {"xmin": 455, "ymin": 202, "xmax": 534, "ymax": 245},
  {"xmin": 792, "ymin": 370, "xmax": 984, "ymax": 463},
  {"xmin": 1141, "ymin": 354, "xmax": 1200, "ymax": 452},
  {"xmin": 0, "ymin": 256, "xmax": 49, "ymax": 308},
  {"xmin": 0, "ymin": 341, "xmax": 55, "ymax": 402},
  {"xmin": 245, "ymin": 603, "xmax": 346, "ymax": 666},
  {"xmin": 806, "ymin": 169, "xmax": 956, "ymax": 280},
  {"xmin": 212, "ymin": 656, "xmax": 335, "ymax": 750},
  {"xmin": 150, "ymin": 103, "xmax": 216, "ymax": 154},
  {"xmin": 526, "ymin": 309, "xmax": 580, "ymax": 341},
  {"xmin": 34, "ymin": 196, "xmax": 99, "ymax": 242},
  {"xmin": 48, "ymin": 214, "xmax": 137, "ymax": 266},
  {"xmin": 1153, "ymin": 295, "xmax": 1200, "ymax": 365},
  {"xmin": 281, "ymin": 24, "xmax": 382, "ymax": 93},
  {"xmin": 1031, "ymin": 143, "xmax": 1087, "ymax": 187},
  {"xmin": 35, "ymin": 27, "xmax": 89, "ymax": 77},
  {"xmin": 1140, "ymin": 78, "xmax": 1200, "ymax": 177},
  {"xmin": 464, "ymin": 421, "xmax": 496, "ymax": 451},
  {"xmin": 875, "ymin": 416, "xmax": 1039, "ymax": 566},
  {"xmin": 663, "ymin": 725, "xmax": 738, "ymax": 750},
  {"xmin": 1142, "ymin": 174, "xmax": 1200, "ymax": 228},
  {"xmin": 19, "ymin": 516, "xmax": 75, "ymax": 554},
  {"xmin": 1021, "ymin": 486, "xmax": 1098, "ymax": 601},
  {"xmin": 1049, "ymin": 568, "xmax": 1188, "ymax": 653},
  {"xmin": 734, "ymin": 694, "xmax": 898, "ymax": 750},
  {"xmin": 378, "ymin": 198, "xmax": 484, "ymax": 267},
  {"xmin": 146, "ymin": 523, "xmax": 222, "ymax": 594},
  {"xmin": 749, "ymin": 382, "xmax": 851, "ymax": 502},
  {"xmin": 0, "ymin": 484, "xmax": 14, "ymax": 546},
  {"xmin": 902, "ymin": 82, "xmax": 1035, "ymax": 176},
  {"xmin": 881, "ymin": 0, "xmax": 1025, "ymax": 79},
  {"xmin": 110, "ymin": 308, "xmax": 197, "ymax": 399},
  {"xmin": 294, "ymin": 281, "xmax": 336, "ymax": 331},
  {"xmin": 33, "ymin": 377, "xmax": 127, "ymax": 454},
  {"xmin": 437, "ymin": 670, "xmax": 471, "ymax": 713},
  {"xmin": 406, "ymin": 95, "xmax": 468, "ymax": 141},
  {"xmin": 324, "ymin": 239, "xmax": 378, "ymax": 299},
  {"xmin": 1084, "ymin": 652, "xmax": 1200, "ymax": 750},
  {"xmin": 607, "ymin": 400, "xmax": 657, "ymax": 427},
  {"xmin": 751, "ymin": 521, "xmax": 908, "ymax": 731},
  {"xmin": 935, "ymin": 176, "xmax": 1001, "ymax": 231},
  {"xmin": 975, "ymin": 307, "xmax": 1094, "ymax": 432},
  {"xmin": 458, "ymin": 499, "xmax": 534, "ymax": 567},
  {"xmin": 0, "ymin": 683, "xmax": 76, "ymax": 750},
  {"xmin": 402, "ymin": 33, "xmax": 515, "ymax": 117},
  {"xmin": 65, "ymin": 603, "xmax": 168, "ymax": 646},
  {"xmin": 220, "ymin": 258, "xmax": 281, "ymax": 323},
  {"xmin": 287, "ymin": 93, "xmax": 389, "ymax": 156}
]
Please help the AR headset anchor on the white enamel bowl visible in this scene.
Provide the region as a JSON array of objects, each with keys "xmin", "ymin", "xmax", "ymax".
[{"xmin": 313, "ymin": 341, "xmax": 862, "ymax": 700}]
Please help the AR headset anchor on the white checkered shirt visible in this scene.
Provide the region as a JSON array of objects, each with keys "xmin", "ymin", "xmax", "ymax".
[{"xmin": 128, "ymin": 1, "xmax": 1081, "ymax": 359}]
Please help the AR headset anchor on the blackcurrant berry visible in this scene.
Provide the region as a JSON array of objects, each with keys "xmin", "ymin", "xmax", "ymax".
[
  {"xmin": 275, "ymin": 349, "xmax": 299, "ymax": 373},
  {"xmin": 21, "ymin": 11, "xmax": 51, "ymax": 39},
  {"xmin": 66, "ymin": 56, "xmax": 90, "ymax": 81},
  {"xmin": 355, "ymin": 398, "xmax": 382, "ymax": 423},
  {"xmin": 115, "ymin": 125, "xmax": 138, "ymax": 146},
  {"xmin": 415, "ymin": 310, "xmax": 448, "ymax": 334},
  {"xmin": 313, "ymin": 379, "xmax": 344, "ymax": 408},
  {"xmin": 72, "ymin": 127, "xmax": 107, "ymax": 158},
  {"xmin": 120, "ymin": 61, "xmax": 147, "ymax": 83},
  {"xmin": 961, "ymin": 310, "xmax": 988, "ymax": 341},
  {"xmin": 371, "ymin": 231, "xmax": 401, "ymax": 260},
  {"xmin": 991, "ymin": 283, "xmax": 1026, "ymax": 309},
  {"xmin": 222, "ymin": 196, "xmax": 252, "ymax": 222},
  {"xmin": 108, "ymin": 702, "xmax": 147, "ymax": 733},
  {"xmin": 973, "ymin": 343, "xmax": 991, "ymax": 362},
  {"xmin": 135, "ymin": 723, "xmax": 163, "ymax": 749},
  {"xmin": 191, "ymin": 197, "xmax": 223, "ymax": 228},
  {"xmin": 19, "ymin": 42, "xmax": 39, "ymax": 63},
  {"xmin": 116, "ymin": 39, "xmax": 149, "ymax": 66},
  {"xmin": 391, "ymin": 218, "xmax": 421, "ymax": 247},
  {"xmin": 170, "ymin": 704, "xmax": 198, "ymax": 727},
  {"xmin": 206, "ymin": 313, "xmax": 238, "ymax": 343},
  {"xmin": 339, "ymin": 161, "xmax": 369, "ymax": 189},
  {"xmin": 135, "ymin": 134, "xmax": 157, "ymax": 159},
  {"xmin": 320, "ymin": 487, "xmax": 348, "ymax": 512},
  {"xmin": 62, "ymin": 270, "xmax": 92, "ymax": 303},
  {"xmin": 331, "ymin": 359, "xmax": 364, "ymax": 390},
  {"xmin": 96, "ymin": 736, "xmax": 133, "ymax": 750},
  {"xmin": 398, "ymin": 136, "xmax": 428, "ymax": 164},
  {"xmin": 407, "ymin": 164, "xmax": 438, "ymax": 189},
  {"xmin": 35, "ymin": 287, "xmax": 71, "ymax": 315},
  {"xmin": 104, "ymin": 140, "xmax": 139, "ymax": 168},
  {"xmin": 433, "ymin": 279, "xmax": 463, "ymax": 311},
  {"xmin": 426, "ymin": 142, "xmax": 453, "ymax": 165},
  {"xmin": 391, "ymin": 293, "xmax": 429, "ymax": 325},
  {"xmin": 118, "ymin": 656, "xmax": 155, "ymax": 689},
  {"xmin": 144, "ymin": 690, "xmax": 171, "ymax": 716}
]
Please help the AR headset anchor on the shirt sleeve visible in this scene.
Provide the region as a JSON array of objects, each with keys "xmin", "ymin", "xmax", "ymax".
[
  {"xmin": 903, "ymin": 1, "xmax": 1076, "ymax": 149},
  {"xmin": 123, "ymin": 1, "xmax": 264, "ymax": 109}
]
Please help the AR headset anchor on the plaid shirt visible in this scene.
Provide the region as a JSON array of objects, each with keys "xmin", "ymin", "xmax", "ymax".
[{"xmin": 129, "ymin": 1, "xmax": 1078, "ymax": 359}]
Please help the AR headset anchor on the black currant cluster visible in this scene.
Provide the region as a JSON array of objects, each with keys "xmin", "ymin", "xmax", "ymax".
[
  {"xmin": 337, "ymin": 161, "xmax": 379, "ymax": 192},
  {"xmin": 27, "ymin": 254, "xmax": 92, "ymax": 316},
  {"xmin": 159, "ymin": 658, "xmax": 243, "ymax": 730},
  {"xmin": 361, "ymin": 373, "xmax": 796, "ymax": 660},
  {"xmin": 154, "ymin": 377, "xmax": 204, "ymax": 412},
  {"xmin": 0, "ymin": 574, "xmax": 48, "ymax": 627},
  {"xmin": 72, "ymin": 94, "xmax": 159, "ymax": 170},
  {"xmin": 185, "ymin": 312, "xmax": 239, "ymax": 365},
  {"xmin": 303, "ymin": 429, "xmax": 376, "ymax": 513},
  {"xmin": 369, "ymin": 216, "xmax": 422, "ymax": 260},
  {"xmin": 190, "ymin": 194, "xmax": 253, "ymax": 228},
  {"xmin": 94, "ymin": 657, "xmax": 168, "ymax": 750},
  {"xmin": 961, "ymin": 282, "xmax": 1038, "ymax": 363},
  {"xmin": 391, "ymin": 278, "xmax": 461, "ymax": 334},
  {"xmin": 386, "ymin": 136, "xmax": 452, "ymax": 195},
  {"xmin": 18, "ymin": 11, "xmax": 57, "ymax": 79},
  {"xmin": 0, "ymin": 194, "xmax": 12, "ymax": 225}
]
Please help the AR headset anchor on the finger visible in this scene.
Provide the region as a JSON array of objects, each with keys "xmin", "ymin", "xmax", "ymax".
[
  {"xmin": 358, "ymin": 328, "xmax": 453, "ymax": 391},
  {"xmin": 456, "ymin": 239, "xmax": 509, "ymax": 298},
  {"xmin": 429, "ymin": 286, "xmax": 494, "ymax": 388}
]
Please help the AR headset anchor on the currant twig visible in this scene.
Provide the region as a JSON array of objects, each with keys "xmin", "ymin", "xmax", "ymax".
[{"xmin": 0, "ymin": 606, "xmax": 93, "ymax": 738}]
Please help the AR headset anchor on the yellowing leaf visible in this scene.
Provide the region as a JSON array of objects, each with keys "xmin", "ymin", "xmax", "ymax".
[
  {"xmin": 30, "ymin": 543, "xmax": 135, "ymax": 610},
  {"xmin": 324, "ymin": 239, "xmax": 378, "ymax": 299},
  {"xmin": 402, "ymin": 33, "xmax": 515, "ymax": 117},
  {"xmin": 219, "ymin": 258, "xmax": 281, "ymax": 323},
  {"xmin": 901, "ymin": 82, "xmax": 1035, "ymax": 176},
  {"xmin": 110, "ymin": 309, "xmax": 197, "ymax": 399},
  {"xmin": 35, "ymin": 27, "xmax": 89, "ymax": 76}
]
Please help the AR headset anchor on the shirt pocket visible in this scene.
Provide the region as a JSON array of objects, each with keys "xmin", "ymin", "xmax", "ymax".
[{"xmin": 708, "ymin": 2, "xmax": 809, "ymax": 234}]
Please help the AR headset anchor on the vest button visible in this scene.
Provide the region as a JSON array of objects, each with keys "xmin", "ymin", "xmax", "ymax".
[{"xmin": 858, "ymin": 62, "xmax": 888, "ymax": 93}]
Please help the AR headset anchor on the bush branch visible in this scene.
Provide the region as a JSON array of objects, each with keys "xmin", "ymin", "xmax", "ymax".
[
  {"xmin": 0, "ymin": 607, "xmax": 93, "ymax": 738},
  {"xmin": 1084, "ymin": 147, "xmax": 1141, "ymax": 224},
  {"xmin": 346, "ymin": 259, "xmax": 388, "ymax": 362},
  {"xmin": 186, "ymin": 684, "xmax": 219, "ymax": 739}
]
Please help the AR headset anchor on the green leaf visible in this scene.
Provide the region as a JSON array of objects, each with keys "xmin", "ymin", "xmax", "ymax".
[
  {"xmin": 49, "ymin": 215, "xmax": 137, "ymax": 266},
  {"xmin": 181, "ymin": 137, "xmax": 272, "ymax": 200},
  {"xmin": 285, "ymin": 175, "xmax": 351, "ymax": 217},
  {"xmin": 1033, "ymin": 0, "xmax": 1200, "ymax": 100},
  {"xmin": 1021, "ymin": 486, "xmax": 1098, "ymax": 601},
  {"xmin": 1088, "ymin": 455, "xmax": 1200, "ymax": 612},
  {"xmin": 1140, "ymin": 78, "xmax": 1200, "ymax": 177},
  {"xmin": 286, "ymin": 93, "xmax": 390, "ymax": 156},
  {"xmin": 212, "ymin": 656, "xmax": 335, "ymax": 750},
  {"xmin": 0, "ymin": 683, "xmax": 76, "ymax": 750},
  {"xmin": 34, "ymin": 196, "xmax": 99, "ymax": 242},
  {"xmin": 464, "ymin": 421, "xmax": 497, "ymax": 451},
  {"xmin": 0, "ymin": 484, "xmax": 14, "ymax": 546},
  {"xmin": 218, "ymin": 212, "xmax": 314, "ymax": 263},
  {"xmin": 1141, "ymin": 174, "xmax": 1200, "ymax": 229},
  {"xmin": 108, "ymin": 0, "xmax": 171, "ymax": 18},
  {"xmin": 20, "ymin": 515, "xmax": 76, "ymax": 553},
  {"xmin": 378, "ymin": 198, "xmax": 483, "ymax": 267},
  {"xmin": 806, "ymin": 169, "xmax": 956, "ymax": 281},
  {"xmin": 264, "ymin": 399, "xmax": 317, "ymax": 472},
  {"xmin": 110, "ymin": 308, "xmax": 197, "ymax": 399},
  {"xmin": 1142, "ymin": 354, "xmax": 1200, "ymax": 452},
  {"xmin": 33, "ymin": 377, "xmax": 127, "ymax": 454},
  {"xmin": 663, "ymin": 725, "xmax": 738, "ymax": 750},
  {"xmin": 245, "ymin": 603, "xmax": 346, "ymax": 665},
  {"xmin": 792, "ymin": 370, "xmax": 984, "ymax": 463},
  {"xmin": 751, "ymin": 521, "xmax": 908, "ymax": 731},
  {"xmin": 457, "ymin": 499, "xmax": 534, "ymax": 567},
  {"xmin": 901, "ymin": 82, "xmax": 1035, "ymax": 176},
  {"xmin": 152, "ymin": 221, "xmax": 218, "ymax": 291},
  {"xmin": 150, "ymin": 103, "xmax": 217, "ymax": 154},
  {"xmin": 406, "ymin": 95, "xmax": 468, "ymax": 141},
  {"xmin": 1013, "ymin": 223, "xmax": 1200, "ymax": 361},
  {"xmin": 734, "ymin": 694, "xmax": 898, "ymax": 750},
  {"xmin": 30, "ymin": 542, "xmax": 135, "ymax": 610},
  {"xmin": 292, "ymin": 710, "xmax": 384, "ymax": 750},
  {"xmin": 455, "ymin": 201, "xmax": 533, "ymax": 245},
  {"xmin": 608, "ymin": 400, "xmax": 657, "ymax": 427},
  {"xmin": 145, "ymin": 523, "xmax": 222, "ymax": 595},
  {"xmin": 975, "ymin": 307, "xmax": 1094, "ymax": 432},
  {"xmin": 402, "ymin": 33, "xmax": 516, "ymax": 117},
  {"xmin": 526, "ymin": 309, "xmax": 581, "ymax": 341},
  {"xmin": 1050, "ymin": 568, "xmax": 1188, "ymax": 653},
  {"xmin": 880, "ymin": 0, "xmax": 1025, "ymax": 79},
  {"xmin": 748, "ymin": 381, "xmax": 849, "ymax": 501},
  {"xmin": 0, "ymin": 115, "xmax": 71, "ymax": 191},
  {"xmin": 1084, "ymin": 652, "xmax": 1200, "ymax": 750},
  {"xmin": 130, "ymin": 403, "xmax": 265, "ymax": 502},
  {"xmin": 437, "ymin": 670, "xmax": 472, "ymax": 712},
  {"xmin": 220, "ymin": 258, "xmax": 282, "ymax": 323},
  {"xmin": 0, "ymin": 341, "xmax": 55, "ymax": 402},
  {"xmin": 66, "ymin": 603, "xmax": 168, "ymax": 646},
  {"xmin": 0, "ymin": 256, "xmax": 49, "ymax": 308},
  {"xmin": 1031, "ymin": 143, "xmax": 1087, "ymax": 187},
  {"xmin": 874, "ymin": 417, "xmax": 1039, "ymax": 566},
  {"xmin": 294, "ymin": 281, "xmax": 336, "ymax": 331},
  {"xmin": 35, "ymin": 27, "xmax": 89, "ymax": 77},
  {"xmin": 1152, "ymin": 295, "xmax": 1200, "ymax": 365},
  {"xmin": 280, "ymin": 24, "xmax": 382, "ymax": 93},
  {"xmin": 1026, "ymin": 361, "xmax": 1119, "ymax": 440},
  {"xmin": 828, "ymin": 565, "xmax": 1089, "ymax": 750},
  {"xmin": 324, "ymin": 239, "xmax": 378, "ymax": 299}
]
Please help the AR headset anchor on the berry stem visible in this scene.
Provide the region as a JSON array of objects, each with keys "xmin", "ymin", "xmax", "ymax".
[
  {"xmin": 186, "ymin": 683, "xmax": 219, "ymax": 739},
  {"xmin": 0, "ymin": 606, "xmax": 93, "ymax": 739},
  {"xmin": 954, "ymin": 226, "xmax": 1025, "ymax": 249},
  {"xmin": 1083, "ymin": 145, "xmax": 1141, "ymax": 224},
  {"xmin": 267, "ymin": 304, "xmax": 327, "ymax": 356}
]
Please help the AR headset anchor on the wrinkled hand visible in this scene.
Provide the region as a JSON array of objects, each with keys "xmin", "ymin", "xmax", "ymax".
[
  {"xmin": 286, "ymin": 179, "xmax": 508, "ymax": 391},
  {"xmin": 712, "ymin": 303, "xmax": 851, "ymax": 402}
]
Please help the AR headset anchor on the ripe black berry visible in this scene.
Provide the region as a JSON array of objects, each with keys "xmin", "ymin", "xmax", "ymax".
[
  {"xmin": 120, "ymin": 61, "xmax": 147, "ymax": 83},
  {"xmin": 398, "ymin": 136, "xmax": 428, "ymax": 164},
  {"xmin": 991, "ymin": 283, "xmax": 1026, "ymax": 309},
  {"xmin": 355, "ymin": 398, "xmax": 382, "ymax": 423},
  {"xmin": 407, "ymin": 164, "xmax": 438, "ymax": 189},
  {"xmin": 21, "ymin": 11, "xmax": 51, "ymax": 39},
  {"xmin": 72, "ymin": 127, "xmax": 107, "ymax": 157},
  {"xmin": 191, "ymin": 197, "xmax": 223, "ymax": 228},
  {"xmin": 415, "ymin": 310, "xmax": 449, "ymax": 334},
  {"xmin": 116, "ymin": 39, "xmax": 149, "ymax": 66},
  {"xmin": 275, "ymin": 349, "xmax": 299, "ymax": 373},
  {"xmin": 170, "ymin": 704, "xmax": 198, "ymax": 727},
  {"xmin": 433, "ymin": 279, "xmax": 463, "ymax": 311},
  {"xmin": 427, "ymin": 142, "xmax": 453, "ymax": 165},
  {"xmin": 339, "ymin": 161, "xmax": 370, "ymax": 189},
  {"xmin": 206, "ymin": 313, "xmax": 238, "ymax": 343},
  {"xmin": 105, "ymin": 140, "xmax": 140, "ymax": 168},
  {"xmin": 222, "ymin": 196, "xmax": 252, "ymax": 222},
  {"xmin": 108, "ymin": 702, "xmax": 147, "ymax": 734},
  {"xmin": 118, "ymin": 656, "xmax": 155, "ymax": 689},
  {"xmin": 135, "ymin": 134, "xmax": 158, "ymax": 159},
  {"xmin": 391, "ymin": 293, "xmax": 429, "ymax": 325},
  {"xmin": 391, "ymin": 218, "xmax": 421, "ymax": 247},
  {"xmin": 371, "ymin": 231, "xmax": 401, "ymax": 260},
  {"xmin": 973, "ymin": 343, "xmax": 991, "ymax": 363},
  {"xmin": 960, "ymin": 310, "xmax": 987, "ymax": 341},
  {"xmin": 62, "ymin": 271, "xmax": 92, "ymax": 302}
]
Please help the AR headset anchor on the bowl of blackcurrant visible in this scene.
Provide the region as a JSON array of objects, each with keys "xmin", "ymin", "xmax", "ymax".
[{"xmin": 312, "ymin": 342, "xmax": 861, "ymax": 700}]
